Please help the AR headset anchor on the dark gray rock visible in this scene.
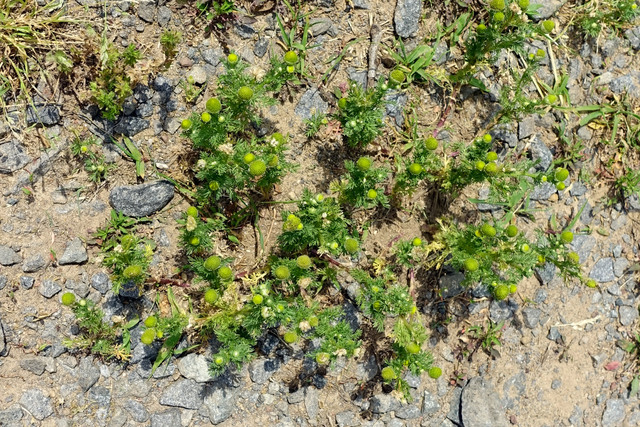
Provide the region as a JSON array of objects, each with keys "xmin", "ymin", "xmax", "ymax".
[
  {"xmin": 19, "ymin": 357, "xmax": 46, "ymax": 375},
  {"xmin": 20, "ymin": 276, "xmax": 35, "ymax": 289},
  {"xmin": 248, "ymin": 358, "xmax": 280, "ymax": 384},
  {"xmin": 65, "ymin": 279, "xmax": 90, "ymax": 298},
  {"xmin": 0, "ymin": 316, "xmax": 6, "ymax": 356},
  {"xmin": 177, "ymin": 353, "xmax": 213, "ymax": 383},
  {"xmin": 150, "ymin": 409, "xmax": 182, "ymax": 427},
  {"xmin": 109, "ymin": 180, "xmax": 174, "ymax": 217},
  {"xmin": 91, "ymin": 272, "xmax": 111, "ymax": 294},
  {"xmin": 0, "ymin": 405, "xmax": 23, "ymax": 425},
  {"xmin": 0, "ymin": 245, "xmax": 21, "ymax": 265},
  {"xmin": 0, "ymin": 140, "xmax": 32, "ymax": 174},
  {"xmin": 370, "ymin": 394, "xmax": 400, "ymax": 413},
  {"xmin": 522, "ymin": 307, "xmax": 541, "ymax": 329},
  {"xmin": 619, "ymin": 305, "xmax": 638, "ymax": 326},
  {"xmin": 461, "ymin": 377, "xmax": 509, "ymax": 427},
  {"xmin": 309, "ymin": 18, "xmax": 335, "ymax": 36},
  {"xmin": 490, "ymin": 123, "xmax": 518, "ymax": 147},
  {"xmin": 39, "ymin": 279, "xmax": 62, "ymax": 298},
  {"xmin": 19, "ymin": 389, "xmax": 53, "ymax": 420},
  {"xmin": 530, "ymin": 135, "xmax": 553, "ymax": 171},
  {"xmin": 447, "ymin": 387, "xmax": 462, "ymax": 424},
  {"xmin": 590, "ymin": 258, "xmax": 615, "ymax": 283},
  {"xmin": 626, "ymin": 27, "xmax": 640, "ymax": 50},
  {"xmin": 530, "ymin": 182, "xmax": 557, "ymax": 200},
  {"xmin": 294, "ymin": 87, "xmax": 328, "ymax": 120},
  {"xmin": 113, "ymin": 116, "xmax": 150, "ymax": 136},
  {"xmin": 0, "ymin": 275, "xmax": 6, "ymax": 291},
  {"xmin": 439, "ymin": 272, "xmax": 466, "ymax": 299},
  {"xmin": 58, "ymin": 237, "xmax": 88, "ymax": 265},
  {"xmin": 518, "ymin": 116, "xmax": 536, "ymax": 140},
  {"xmin": 159, "ymin": 379, "xmax": 205, "ymax": 409},
  {"xmin": 394, "ymin": 0, "xmax": 422, "ymax": 38},
  {"xmin": 336, "ymin": 411, "xmax": 358, "ymax": 427},
  {"xmin": 26, "ymin": 104, "xmax": 60, "ymax": 126},
  {"xmin": 352, "ymin": 0, "xmax": 370, "ymax": 9},
  {"xmin": 535, "ymin": 262, "xmax": 556, "ymax": 285},
  {"xmin": 204, "ymin": 386, "xmax": 237, "ymax": 424},
  {"xmin": 254, "ymin": 38, "xmax": 269, "ymax": 58},
  {"xmin": 125, "ymin": 399, "xmax": 149, "ymax": 422},
  {"xmin": 235, "ymin": 23, "xmax": 256, "ymax": 39},
  {"xmin": 490, "ymin": 300, "xmax": 518, "ymax": 323},
  {"xmin": 602, "ymin": 399, "xmax": 625, "ymax": 426},
  {"xmin": 157, "ymin": 6, "xmax": 172, "ymax": 26},
  {"xmin": 396, "ymin": 404, "xmax": 421, "ymax": 419},
  {"xmin": 570, "ymin": 234, "xmax": 596, "ymax": 263},
  {"xmin": 137, "ymin": 1, "xmax": 156, "ymax": 22},
  {"xmin": 532, "ymin": 0, "xmax": 568, "ymax": 19},
  {"xmin": 433, "ymin": 40, "xmax": 449, "ymax": 65},
  {"xmin": 89, "ymin": 385, "xmax": 111, "ymax": 407},
  {"xmin": 22, "ymin": 254, "xmax": 46, "ymax": 272},
  {"xmin": 384, "ymin": 91, "xmax": 408, "ymax": 128},
  {"xmin": 76, "ymin": 358, "xmax": 101, "ymax": 391},
  {"xmin": 422, "ymin": 390, "xmax": 441, "ymax": 415},
  {"xmin": 547, "ymin": 326, "xmax": 563, "ymax": 343}
]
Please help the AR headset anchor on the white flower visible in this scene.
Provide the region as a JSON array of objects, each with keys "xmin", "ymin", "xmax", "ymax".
[
  {"xmin": 186, "ymin": 215, "xmax": 197, "ymax": 232},
  {"xmin": 334, "ymin": 348, "xmax": 347, "ymax": 357},
  {"xmin": 218, "ymin": 143, "xmax": 234, "ymax": 155},
  {"xmin": 299, "ymin": 321, "xmax": 311, "ymax": 332},
  {"xmin": 114, "ymin": 244, "xmax": 123, "ymax": 253},
  {"xmin": 196, "ymin": 159, "xmax": 207, "ymax": 170},
  {"xmin": 249, "ymin": 66, "xmax": 266, "ymax": 81}
]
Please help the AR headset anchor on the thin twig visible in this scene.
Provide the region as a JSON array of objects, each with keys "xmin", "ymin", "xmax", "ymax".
[{"xmin": 367, "ymin": 21, "xmax": 382, "ymax": 90}]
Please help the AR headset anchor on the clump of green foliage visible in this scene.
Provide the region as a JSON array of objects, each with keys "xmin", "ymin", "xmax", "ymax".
[
  {"xmin": 102, "ymin": 234, "xmax": 153, "ymax": 296},
  {"xmin": 70, "ymin": 134, "xmax": 113, "ymax": 183},
  {"xmin": 160, "ymin": 30, "xmax": 181, "ymax": 59},
  {"xmin": 334, "ymin": 81, "xmax": 388, "ymax": 147},
  {"xmin": 90, "ymin": 40, "xmax": 141, "ymax": 120},
  {"xmin": 62, "ymin": 293, "xmax": 138, "ymax": 361},
  {"xmin": 331, "ymin": 157, "xmax": 390, "ymax": 209},
  {"xmin": 575, "ymin": 0, "xmax": 639, "ymax": 37}
]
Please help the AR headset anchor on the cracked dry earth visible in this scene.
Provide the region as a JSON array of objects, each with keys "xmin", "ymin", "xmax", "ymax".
[{"xmin": 2, "ymin": 0, "xmax": 640, "ymax": 426}]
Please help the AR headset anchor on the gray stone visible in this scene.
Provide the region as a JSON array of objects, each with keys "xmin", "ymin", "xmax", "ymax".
[
  {"xmin": 530, "ymin": 182, "xmax": 556, "ymax": 200},
  {"xmin": 39, "ymin": 280, "xmax": 62, "ymax": 298},
  {"xmin": 19, "ymin": 389, "xmax": 53, "ymax": 420},
  {"xmin": 619, "ymin": 305, "xmax": 638, "ymax": 326},
  {"xmin": 187, "ymin": 66, "xmax": 207, "ymax": 85},
  {"xmin": 65, "ymin": 279, "xmax": 90, "ymax": 298},
  {"xmin": 248, "ymin": 358, "xmax": 280, "ymax": 384},
  {"xmin": 490, "ymin": 300, "xmax": 517, "ymax": 323},
  {"xmin": 0, "ymin": 275, "xmax": 6, "ymax": 291},
  {"xmin": 629, "ymin": 194, "xmax": 640, "ymax": 211},
  {"xmin": 137, "ymin": 1, "xmax": 155, "ymax": 22},
  {"xmin": 547, "ymin": 326, "xmax": 563, "ymax": 343},
  {"xmin": 530, "ymin": 135, "xmax": 553, "ymax": 171},
  {"xmin": 204, "ymin": 386, "xmax": 236, "ymax": 424},
  {"xmin": 439, "ymin": 272, "xmax": 466, "ymax": 299},
  {"xmin": 370, "ymin": 394, "xmax": 400, "ymax": 413},
  {"xmin": 355, "ymin": 355, "xmax": 377, "ymax": 381},
  {"xmin": 254, "ymin": 38, "xmax": 269, "ymax": 58},
  {"xmin": 0, "ymin": 316, "xmax": 6, "ymax": 356},
  {"xmin": 288, "ymin": 388, "xmax": 305, "ymax": 404},
  {"xmin": 590, "ymin": 258, "xmax": 616, "ymax": 283},
  {"xmin": 396, "ymin": 404, "xmax": 421, "ymax": 419},
  {"xmin": 394, "ymin": 0, "xmax": 422, "ymax": 38},
  {"xmin": 91, "ymin": 272, "xmax": 111, "ymax": 294},
  {"xmin": 0, "ymin": 245, "xmax": 21, "ymax": 265},
  {"xmin": 422, "ymin": 390, "xmax": 441, "ymax": 415},
  {"xmin": 336, "ymin": 410, "xmax": 358, "ymax": 427},
  {"xmin": 569, "ymin": 406, "xmax": 583, "ymax": 427},
  {"xmin": 461, "ymin": 377, "xmax": 509, "ymax": 427},
  {"xmin": 447, "ymin": 387, "xmax": 462, "ymax": 424},
  {"xmin": 477, "ymin": 187, "xmax": 501, "ymax": 212},
  {"xmin": 157, "ymin": 6, "xmax": 172, "ymax": 26},
  {"xmin": 384, "ymin": 91, "xmax": 408, "ymax": 128},
  {"xmin": 305, "ymin": 387, "xmax": 319, "ymax": 419},
  {"xmin": 0, "ymin": 405, "xmax": 23, "ymax": 424},
  {"xmin": 89, "ymin": 385, "xmax": 111, "ymax": 407},
  {"xmin": 20, "ymin": 357, "xmax": 46, "ymax": 375},
  {"xmin": 109, "ymin": 180, "xmax": 174, "ymax": 217},
  {"xmin": 347, "ymin": 67, "xmax": 367, "ymax": 88},
  {"xmin": 611, "ymin": 214, "xmax": 627, "ymax": 231},
  {"xmin": 518, "ymin": 116, "xmax": 536, "ymax": 140},
  {"xmin": 58, "ymin": 237, "xmax": 88, "ymax": 265},
  {"xmin": 626, "ymin": 27, "xmax": 640, "ymax": 50},
  {"xmin": 352, "ymin": 0, "xmax": 370, "ymax": 9},
  {"xmin": 177, "ymin": 353, "xmax": 213, "ymax": 383},
  {"xmin": 294, "ymin": 87, "xmax": 328, "ymax": 120},
  {"xmin": 522, "ymin": 307, "xmax": 541, "ymax": 329},
  {"xmin": 576, "ymin": 126, "xmax": 592, "ymax": 141},
  {"xmin": 26, "ymin": 104, "xmax": 60, "ymax": 126},
  {"xmin": 433, "ymin": 40, "xmax": 449, "ymax": 65},
  {"xmin": 76, "ymin": 358, "xmax": 101, "ymax": 391},
  {"xmin": 20, "ymin": 276, "xmax": 35, "ymax": 289},
  {"xmin": 570, "ymin": 234, "xmax": 595, "ymax": 263},
  {"xmin": 234, "ymin": 23, "xmax": 256, "ymax": 39},
  {"xmin": 159, "ymin": 379, "xmax": 205, "ymax": 409},
  {"xmin": 150, "ymin": 409, "xmax": 182, "ymax": 427},
  {"xmin": 403, "ymin": 371, "xmax": 421, "ymax": 388},
  {"xmin": 113, "ymin": 116, "xmax": 150, "ymax": 136},
  {"xmin": 490, "ymin": 124, "xmax": 518, "ymax": 147},
  {"xmin": 309, "ymin": 18, "xmax": 335, "ymax": 36},
  {"xmin": 535, "ymin": 262, "xmax": 556, "ymax": 285},
  {"xmin": 614, "ymin": 258, "xmax": 629, "ymax": 277},
  {"xmin": 532, "ymin": 0, "xmax": 568, "ymax": 19},
  {"xmin": 602, "ymin": 399, "xmax": 625, "ymax": 426},
  {"xmin": 22, "ymin": 254, "xmax": 46, "ymax": 272},
  {"xmin": 125, "ymin": 399, "xmax": 149, "ymax": 423},
  {"xmin": 610, "ymin": 72, "xmax": 640, "ymax": 99}
]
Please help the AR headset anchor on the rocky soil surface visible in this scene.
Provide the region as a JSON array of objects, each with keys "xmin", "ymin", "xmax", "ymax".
[{"xmin": 1, "ymin": 0, "xmax": 640, "ymax": 426}]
